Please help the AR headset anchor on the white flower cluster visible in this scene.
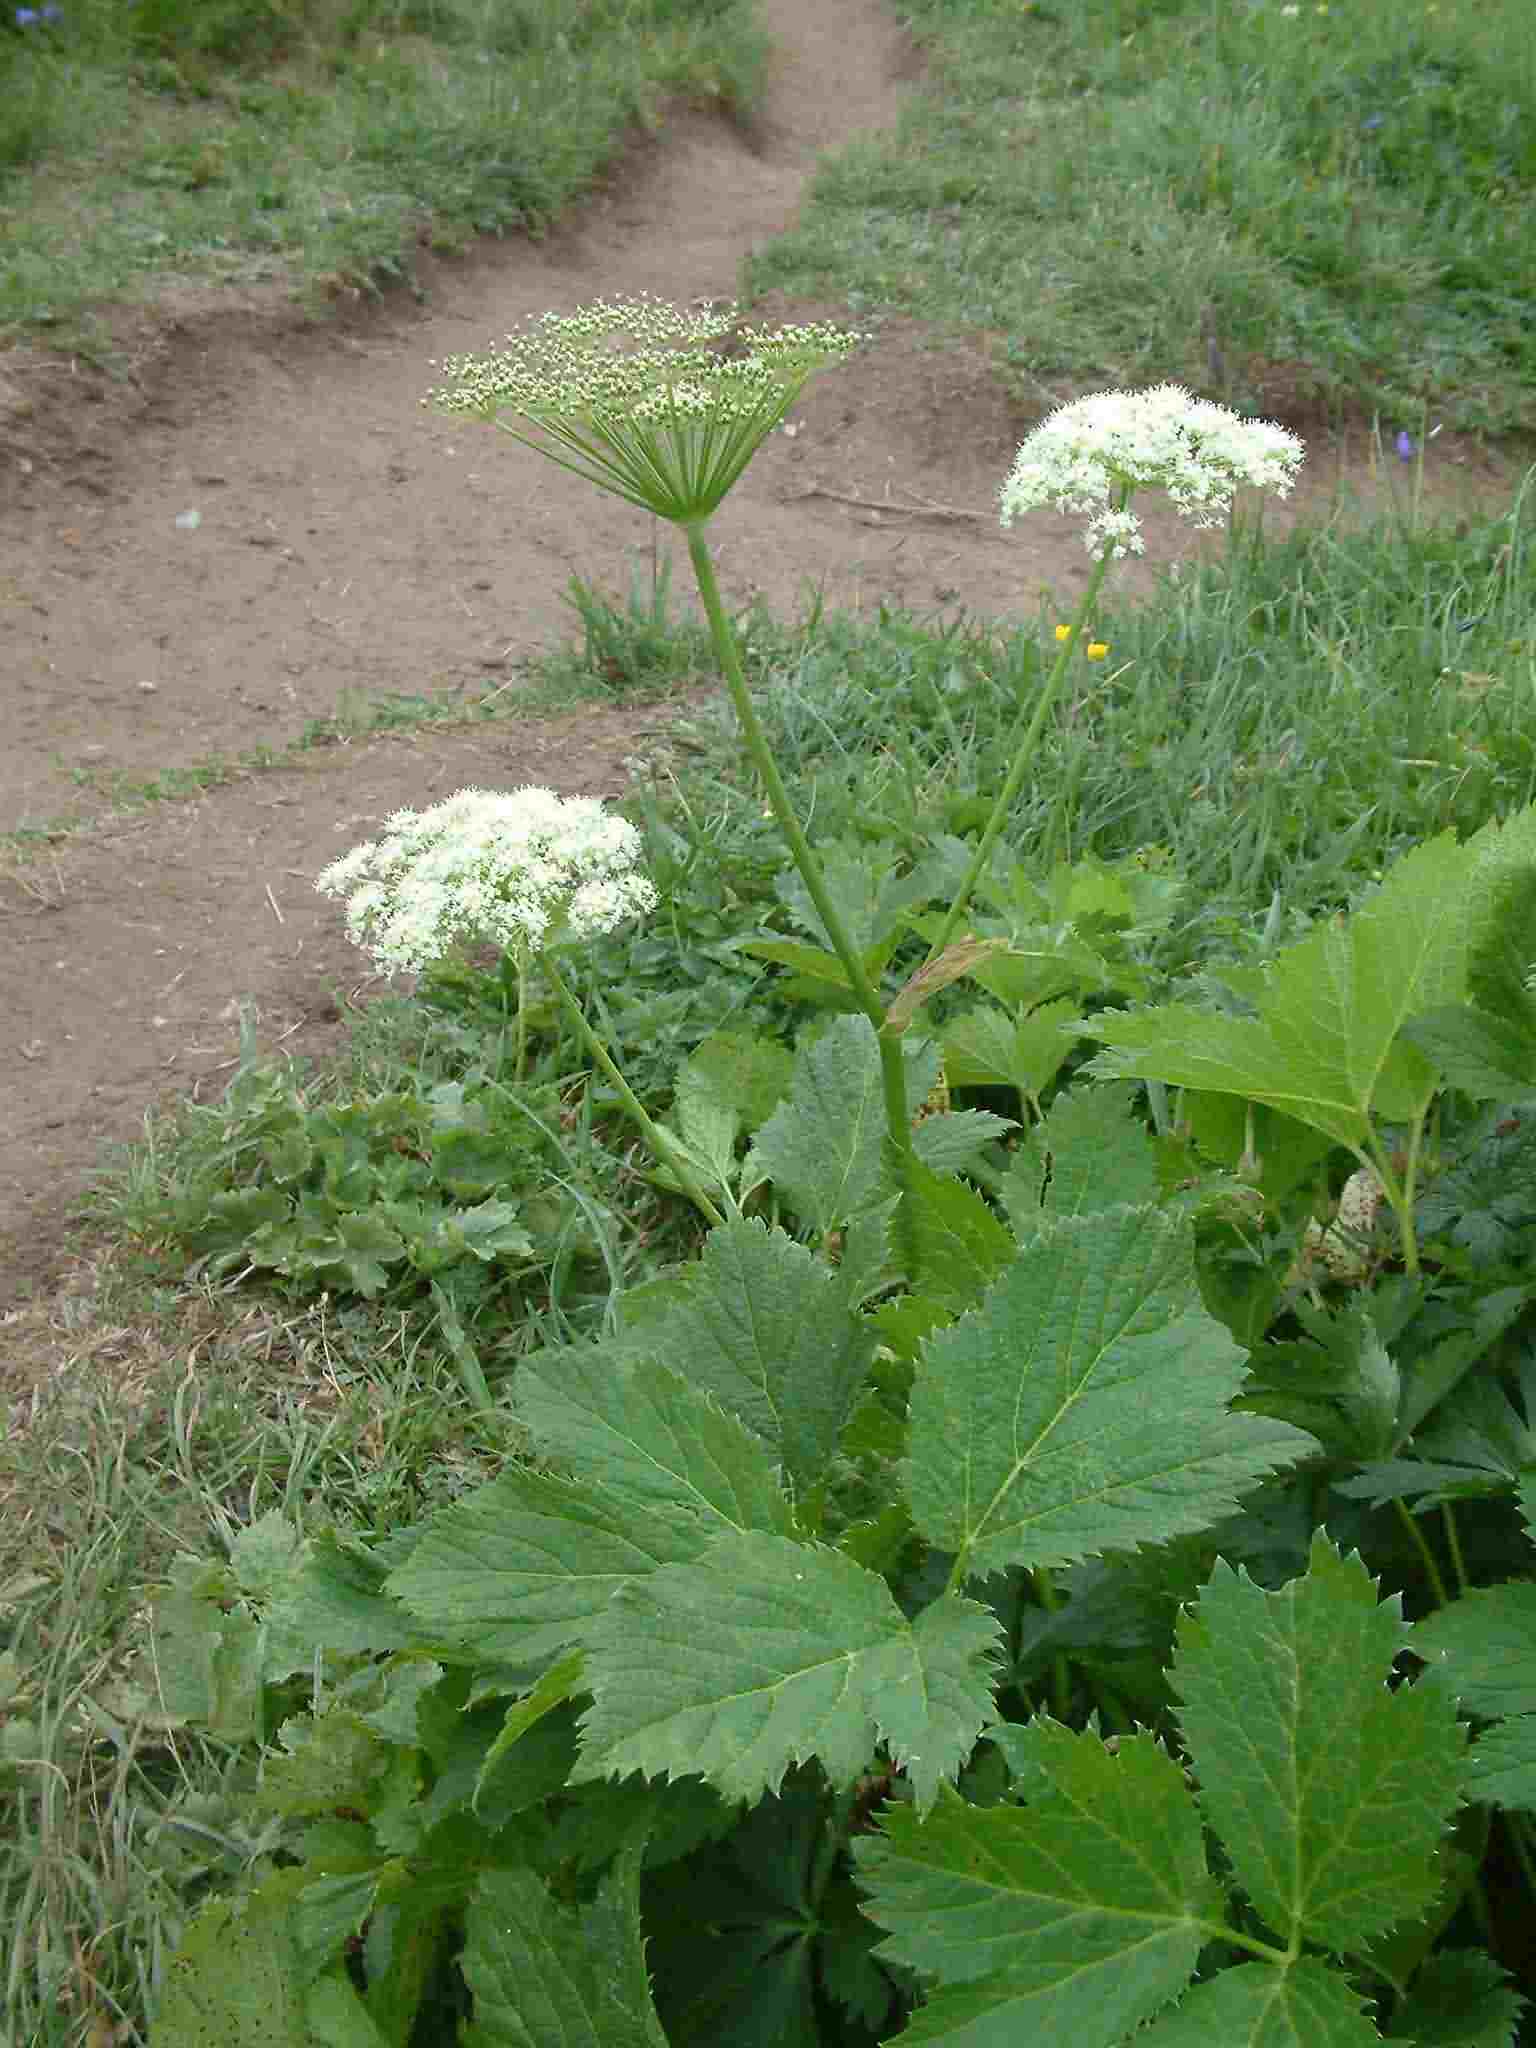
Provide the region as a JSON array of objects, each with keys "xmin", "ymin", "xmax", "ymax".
[
  {"xmin": 999, "ymin": 384, "xmax": 1305, "ymax": 558},
  {"xmin": 429, "ymin": 296, "xmax": 859, "ymax": 430},
  {"xmin": 316, "ymin": 786, "xmax": 656, "ymax": 974},
  {"xmin": 425, "ymin": 297, "xmax": 861, "ymax": 522}
]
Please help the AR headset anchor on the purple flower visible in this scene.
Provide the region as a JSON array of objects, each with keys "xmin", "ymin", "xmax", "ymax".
[
  {"xmin": 14, "ymin": 3, "xmax": 62, "ymax": 21},
  {"xmin": 1396, "ymin": 430, "xmax": 1415, "ymax": 463},
  {"xmin": 1362, "ymin": 112, "xmax": 1385, "ymax": 132}
]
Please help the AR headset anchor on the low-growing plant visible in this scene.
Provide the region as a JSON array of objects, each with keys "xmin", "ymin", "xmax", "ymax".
[
  {"xmin": 131, "ymin": 314, "xmax": 1536, "ymax": 2044},
  {"xmin": 140, "ymin": 796, "xmax": 1536, "ymax": 2045}
]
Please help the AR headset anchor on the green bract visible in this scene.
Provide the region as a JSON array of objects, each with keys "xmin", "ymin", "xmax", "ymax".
[{"xmin": 427, "ymin": 295, "xmax": 861, "ymax": 523}]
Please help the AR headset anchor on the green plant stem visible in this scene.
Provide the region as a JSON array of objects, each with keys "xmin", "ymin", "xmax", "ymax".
[
  {"xmin": 1031, "ymin": 1567, "xmax": 1073, "ymax": 1723},
  {"xmin": 1443, "ymin": 1500, "xmax": 1470, "ymax": 1596},
  {"xmin": 542, "ymin": 951, "xmax": 725, "ymax": 1229},
  {"xmin": 683, "ymin": 521, "xmax": 919, "ymax": 1178},
  {"xmin": 1392, "ymin": 1497, "xmax": 1450, "ymax": 1610},
  {"xmin": 1195, "ymin": 1921, "xmax": 1295, "ymax": 1968},
  {"xmin": 923, "ymin": 522, "xmax": 1120, "ymax": 966},
  {"xmin": 513, "ymin": 949, "xmax": 528, "ymax": 1085}
]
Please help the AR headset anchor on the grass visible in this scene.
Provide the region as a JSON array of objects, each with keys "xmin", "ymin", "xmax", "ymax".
[
  {"xmin": 748, "ymin": 0, "xmax": 1536, "ymax": 437},
  {"xmin": 0, "ymin": 0, "xmax": 767, "ymax": 341}
]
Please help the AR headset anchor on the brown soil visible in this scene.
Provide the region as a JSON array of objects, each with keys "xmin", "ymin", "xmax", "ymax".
[{"xmin": 0, "ymin": 0, "xmax": 1520, "ymax": 1318}]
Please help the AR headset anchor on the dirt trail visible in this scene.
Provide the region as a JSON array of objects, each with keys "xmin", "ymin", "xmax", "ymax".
[{"xmin": 0, "ymin": 0, "xmax": 1516, "ymax": 1307}]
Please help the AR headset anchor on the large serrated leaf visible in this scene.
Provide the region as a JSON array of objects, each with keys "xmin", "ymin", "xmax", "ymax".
[
  {"xmin": 149, "ymin": 1869, "xmax": 313, "ymax": 2048},
  {"xmin": 616, "ymin": 1218, "xmax": 874, "ymax": 1504},
  {"xmin": 998, "ymin": 1085, "xmax": 1159, "ymax": 1233},
  {"xmin": 1171, "ymin": 1533, "xmax": 1466, "ymax": 1953},
  {"xmin": 750, "ymin": 1015, "xmax": 939, "ymax": 1233},
  {"xmin": 1384, "ymin": 1949, "xmax": 1525, "ymax": 2044},
  {"xmin": 572, "ymin": 1531, "xmax": 999, "ymax": 1809},
  {"xmin": 903, "ymin": 1159, "xmax": 1016, "ymax": 1316},
  {"xmin": 1416, "ymin": 1581, "xmax": 1536, "ymax": 1719},
  {"xmin": 460, "ymin": 1846, "xmax": 668, "ymax": 2048},
  {"xmin": 511, "ymin": 1349, "xmax": 795, "ymax": 1539},
  {"xmin": 904, "ymin": 1206, "xmax": 1313, "ymax": 1580},
  {"xmin": 854, "ymin": 1727, "xmax": 1221, "ymax": 2048},
  {"xmin": 1082, "ymin": 833, "xmax": 1475, "ymax": 1147},
  {"xmin": 1130, "ymin": 1957, "xmax": 1383, "ymax": 2045},
  {"xmin": 1466, "ymin": 1716, "xmax": 1536, "ymax": 1811},
  {"xmin": 384, "ymin": 1466, "xmax": 707, "ymax": 1667}
]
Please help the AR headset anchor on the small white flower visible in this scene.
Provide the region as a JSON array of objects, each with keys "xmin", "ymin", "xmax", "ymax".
[
  {"xmin": 999, "ymin": 384, "xmax": 1304, "ymax": 559},
  {"xmin": 317, "ymin": 785, "xmax": 657, "ymax": 974}
]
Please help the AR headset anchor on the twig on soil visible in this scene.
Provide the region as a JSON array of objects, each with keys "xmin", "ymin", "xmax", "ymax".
[
  {"xmin": 264, "ymin": 884, "xmax": 285, "ymax": 924},
  {"xmin": 781, "ymin": 482, "xmax": 990, "ymax": 523}
]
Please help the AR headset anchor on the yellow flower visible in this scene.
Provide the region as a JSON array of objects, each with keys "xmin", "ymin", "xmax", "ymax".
[
  {"xmin": 1055, "ymin": 624, "xmax": 1073, "ymax": 642},
  {"xmin": 1086, "ymin": 641, "xmax": 1110, "ymax": 660}
]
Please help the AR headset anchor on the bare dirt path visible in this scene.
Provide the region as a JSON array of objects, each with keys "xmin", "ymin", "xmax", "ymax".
[{"xmin": 0, "ymin": 0, "xmax": 1515, "ymax": 1307}]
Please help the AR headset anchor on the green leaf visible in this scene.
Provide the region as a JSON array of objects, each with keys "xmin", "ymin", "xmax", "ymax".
[
  {"xmin": 617, "ymin": 1219, "xmax": 874, "ymax": 1505},
  {"xmin": 643, "ymin": 1770, "xmax": 832, "ymax": 2048},
  {"xmin": 306, "ymin": 1968, "xmax": 394, "ymax": 2048},
  {"xmin": 1171, "ymin": 1533, "xmax": 1467, "ymax": 1952},
  {"xmin": 150, "ymin": 1868, "xmax": 313, "ymax": 2048},
  {"xmin": 1082, "ymin": 833, "xmax": 1475, "ymax": 1147},
  {"xmin": 384, "ymin": 1465, "xmax": 708, "ymax": 1668},
  {"xmin": 854, "ymin": 1728, "xmax": 1221, "ymax": 2048},
  {"xmin": 750, "ymin": 1015, "xmax": 939, "ymax": 1232},
  {"xmin": 1465, "ymin": 1715, "xmax": 1536, "ymax": 1811},
  {"xmin": 912, "ymin": 1108, "xmax": 1016, "ymax": 1177},
  {"xmin": 146, "ymin": 1563, "xmax": 267, "ymax": 1739},
  {"xmin": 998, "ymin": 1086, "xmax": 1159, "ymax": 1233},
  {"xmin": 262, "ymin": 1531, "xmax": 415, "ymax": 1673},
  {"xmin": 941, "ymin": 998, "xmax": 1077, "ymax": 1099},
  {"xmin": 573, "ymin": 1531, "xmax": 999, "ymax": 1809},
  {"xmin": 1384, "ymin": 1950, "xmax": 1525, "ymax": 2044},
  {"xmin": 903, "ymin": 1159, "xmax": 1017, "ymax": 1315},
  {"xmin": 1131, "ymin": 1958, "xmax": 1383, "ymax": 2046},
  {"xmin": 1416, "ymin": 1582, "xmax": 1536, "ymax": 1719},
  {"xmin": 1402, "ymin": 1004, "xmax": 1536, "ymax": 1100},
  {"xmin": 905, "ymin": 1206, "xmax": 1313, "ymax": 1580},
  {"xmin": 677, "ymin": 1030, "xmax": 794, "ymax": 1139},
  {"xmin": 460, "ymin": 1846, "xmax": 668, "ymax": 2048},
  {"xmin": 512, "ymin": 1348, "xmax": 795, "ymax": 1539},
  {"xmin": 473, "ymin": 1652, "xmax": 584, "ymax": 1813}
]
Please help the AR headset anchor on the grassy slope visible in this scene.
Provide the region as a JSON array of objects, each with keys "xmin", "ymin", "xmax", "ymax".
[
  {"xmin": 750, "ymin": 0, "xmax": 1536, "ymax": 435},
  {"xmin": 0, "ymin": 0, "xmax": 766, "ymax": 341}
]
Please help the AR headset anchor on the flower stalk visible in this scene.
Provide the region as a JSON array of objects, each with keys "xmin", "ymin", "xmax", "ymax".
[
  {"xmin": 683, "ymin": 523, "xmax": 919, "ymax": 1177},
  {"xmin": 543, "ymin": 952, "xmax": 725, "ymax": 1228}
]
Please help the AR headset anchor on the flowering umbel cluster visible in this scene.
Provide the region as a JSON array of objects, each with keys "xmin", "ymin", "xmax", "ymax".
[
  {"xmin": 427, "ymin": 296, "xmax": 860, "ymax": 523},
  {"xmin": 316, "ymin": 787, "xmax": 656, "ymax": 974},
  {"xmin": 1000, "ymin": 384, "xmax": 1304, "ymax": 558}
]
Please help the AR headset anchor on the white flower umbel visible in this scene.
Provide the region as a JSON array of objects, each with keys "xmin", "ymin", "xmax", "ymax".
[
  {"xmin": 999, "ymin": 384, "xmax": 1305, "ymax": 558},
  {"xmin": 427, "ymin": 296, "xmax": 860, "ymax": 525},
  {"xmin": 316, "ymin": 785, "xmax": 656, "ymax": 974}
]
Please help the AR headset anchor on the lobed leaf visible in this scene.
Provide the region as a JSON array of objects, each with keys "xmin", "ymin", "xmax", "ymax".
[
  {"xmin": 460, "ymin": 1846, "xmax": 668, "ymax": 2048},
  {"xmin": 511, "ymin": 1348, "xmax": 796, "ymax": 1540},
  {"xmin": 750, "ymin": 1014, "xmax": 939, "ymax": 1233},
  {"xmin": 904, "ymin": 1205, "xmax": 1313, "ymax": 1580},
  {"xmin": 572, "ymin": 1530, "xmax": 1000, "ymax": 1809},
  {"xmin": 854, "ymin": 1726, "xmax": 1221, "ymax": 2047},
  {"xmin": 616, "ymin": 1217, "xmax": 874, "ymax": 1504},
  {"xmin": 1130, "ymin": 1957, "xmax": 1383, "ymax": 2046},
  {"xmin": 384, "ymin": 1465, "xmax": 706, "ymax": 1668},
  {"xmin": 1171, "ymin": 1534, "xmax": 1467, "ymax": 1953},
  {"xmin": 1081, "ymin": 832, "xmax": 1474, "ymax": 1147}
]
